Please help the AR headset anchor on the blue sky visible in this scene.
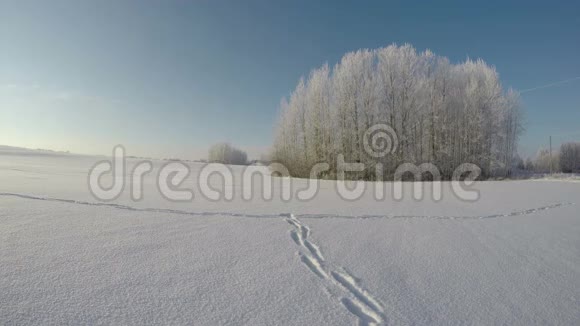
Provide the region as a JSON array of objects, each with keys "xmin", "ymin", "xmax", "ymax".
[{"xmin": 1, "ymin": 0, "xmax": 579, "ymax": 159}]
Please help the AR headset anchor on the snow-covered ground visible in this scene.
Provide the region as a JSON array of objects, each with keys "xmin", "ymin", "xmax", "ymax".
[{"xmin": 1, "ymin": 147, "xmax": 579, "ymax": 325}]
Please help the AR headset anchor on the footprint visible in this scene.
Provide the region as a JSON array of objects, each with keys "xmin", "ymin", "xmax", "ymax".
[
  {"xmin": 300, "ymin": 224, "xmax": 310, "ymax": 240},
  {"xmin": 340, "ymin": 297, "xmax": 382, "ymax": 326},
  {"xmin": 299, "ymin": 253, "xmax": 328, "ymax": 279},
  {"xmin": 290, "ymin": 229, "xmax": 303, "ymax": 246},
  {"xmin": 332, "ymin": 270, "xmax": 384, "ymax": 315},
  {"xmin": 304, "ymin": 239, "xmax": 324, "ymax": 262}
]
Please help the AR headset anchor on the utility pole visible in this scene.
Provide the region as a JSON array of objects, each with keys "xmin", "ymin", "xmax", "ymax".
[{"xmin": 549, "ymin": 135, "xmax": 552, "ymax": 175}]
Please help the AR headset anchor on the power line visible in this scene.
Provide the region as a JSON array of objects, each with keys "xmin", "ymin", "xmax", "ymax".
[{"xmin": 520, "ymin": 76, "xmax": 580, "ymax": 94}]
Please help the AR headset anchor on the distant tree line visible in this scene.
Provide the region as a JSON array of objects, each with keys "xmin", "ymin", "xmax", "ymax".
[
  {"xmin": 523, "ymin": 142, "xmax": 580, "ymax": 173},
  {"xmin": 271, "ymin": 44, "xmax": 523, "ymax": 180},
  {"xmin": 208, "ymin": 143, "xmax": 247, "ymax": 165},
  {"xmin": 560, "ymin": 143, "xmax": 580, "ymax": 173}
]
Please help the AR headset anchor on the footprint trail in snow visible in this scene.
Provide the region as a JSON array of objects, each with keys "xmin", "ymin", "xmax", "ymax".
[{"xmin": 282, "ymin": 213, "xmax": 388, "ymax": 326}]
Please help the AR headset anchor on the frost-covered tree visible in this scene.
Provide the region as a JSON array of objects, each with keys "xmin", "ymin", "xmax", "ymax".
[
  {"xmin": 271, "ymin": 44, "xmax": 523, "ymax": 180},
  {"xmin": 559, "ymin": 142, "xmax": 580, "ymax": 173},
  {"xmin": 533, "ymin": 148, "xmax": 559, "ymax": 173},
  {"xmin": 208, "ymin": 143, "xmax": 248, "ymax": 165},
  {"xmin": 524, "ymin": 157, "xmax": 534, "ymax": 171}
]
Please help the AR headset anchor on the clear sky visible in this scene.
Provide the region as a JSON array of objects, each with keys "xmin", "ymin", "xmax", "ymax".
[{"xmin": 1, "ymin": 0, "xmax": 579, "ymax": 159}]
